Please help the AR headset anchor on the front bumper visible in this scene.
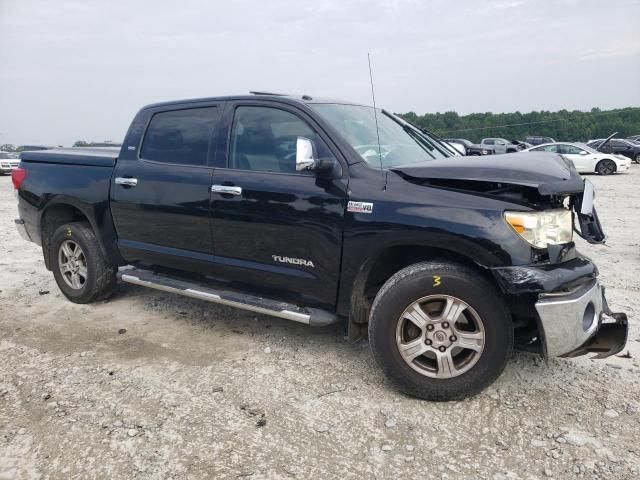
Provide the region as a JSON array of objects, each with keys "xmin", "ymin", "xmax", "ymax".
[{"xmin": 535, "ymin": 279, "xmax": 628, "ymax": 358}]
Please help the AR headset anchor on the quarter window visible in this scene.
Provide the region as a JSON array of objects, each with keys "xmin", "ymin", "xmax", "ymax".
[
  {"xmin": 229, "ymin": 106, "xmax": 334, "ymax": 173},
  {"xmin": 141, "ymin": 107, "xmax": 218, "ymax": 166}
]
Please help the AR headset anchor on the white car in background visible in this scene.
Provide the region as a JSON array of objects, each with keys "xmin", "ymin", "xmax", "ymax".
[
  {"xmin": 0, "ymin": 152, "xmax": 20, "ymax": 175},
  {"xmin": 524, "ymin": 142, "xmax": 630, "ymax": 175}
]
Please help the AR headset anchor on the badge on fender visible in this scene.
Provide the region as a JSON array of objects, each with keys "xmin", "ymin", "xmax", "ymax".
[{"xmin": 347, "ymin": 201, "xmax": 374, "ymax": 214}]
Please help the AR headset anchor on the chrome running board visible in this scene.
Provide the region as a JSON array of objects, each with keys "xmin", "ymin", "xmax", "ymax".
[{"xmin": 117, "ymin": 268, "xmax": 338, "ymax": 327}]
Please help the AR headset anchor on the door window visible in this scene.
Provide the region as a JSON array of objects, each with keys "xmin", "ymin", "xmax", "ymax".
[
  {"xmin": 228, "ymin": 106, "xmax": 334, "ymax": 173},
  {"xmin": 141, "ymin": 107, "xmax": 218, "ymax": 166},
  {"xmin": 532, "ymin": 145, "xmax": 558, "ymax": 153},
  {"xmin": 558, "ymin": 145, "xmax": 583, "ymax": 155}
]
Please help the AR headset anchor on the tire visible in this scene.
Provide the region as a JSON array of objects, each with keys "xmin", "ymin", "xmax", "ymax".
[
  {"xmin": 368, "ymin": 261, "xmax": 513, "ymax": 401},
  {"xmin": 635, "ymin": 154, "xmax": 640, "ymax": 164},
  {"xmin": 50, "ymin": 222, "xmax": 116, "ymax": 303},
  {"xmin": 595, "ymin": 159, "xmax": 616, "ymax": 175}
]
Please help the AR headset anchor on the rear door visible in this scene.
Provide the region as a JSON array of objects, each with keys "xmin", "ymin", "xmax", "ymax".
[
  {"xmin": 208, "ymin": 101, "xmax": 348, "ymax": 309},
  {"xmin": 111, "ymin": 102, "xmax": 220, "ymax": 274}
]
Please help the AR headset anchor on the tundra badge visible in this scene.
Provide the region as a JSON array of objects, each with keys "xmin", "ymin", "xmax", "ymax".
[{"xmin": 272, "ymin": 255, "xmax": 315, "ymax": 268}]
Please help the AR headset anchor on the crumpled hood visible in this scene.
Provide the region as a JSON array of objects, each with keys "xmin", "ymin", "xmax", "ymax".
[{"xmin": 391, "ymin": 152, "xmax": 585, "ymax": 195}]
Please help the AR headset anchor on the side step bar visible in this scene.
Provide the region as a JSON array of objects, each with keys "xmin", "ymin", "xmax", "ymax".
[{"xmin": 117, "ymin": 268, "xmax": 338, "ymax": 327}]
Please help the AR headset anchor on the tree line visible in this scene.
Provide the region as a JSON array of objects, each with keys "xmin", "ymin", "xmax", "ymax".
[
  {"xmin": 400, "ymin": 107, "xmax": 640, "ymax": 143},
  {"xmin": 2, "ymin": 107, "xmax": 639, "ymax": 152}
]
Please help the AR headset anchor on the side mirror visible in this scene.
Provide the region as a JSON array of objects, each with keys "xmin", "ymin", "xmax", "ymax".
[
  {"xmin": 295, "ymin": 136, "xmax": 315, "ymax": 171},
  {"xmin": 295, "ymin": 136, "xmax": 336, "ymax": 174},
  {"xmin": 579, "ymin": 151, "xmax": 588, "ymax": 155}
]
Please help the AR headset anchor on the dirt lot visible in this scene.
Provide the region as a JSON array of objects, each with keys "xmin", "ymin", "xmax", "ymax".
[{"xmin": 0, "ymin": 166, "xmax": 639, "ymax": 480}]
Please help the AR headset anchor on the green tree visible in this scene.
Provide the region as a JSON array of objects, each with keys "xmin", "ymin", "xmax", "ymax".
[
  {"xmin": 400, "ymin": 107, "xmax": 640, "ymax": 143},
  {"xmin": 73, "ymin": 140, "xmax": 90, "ymax": 147}
]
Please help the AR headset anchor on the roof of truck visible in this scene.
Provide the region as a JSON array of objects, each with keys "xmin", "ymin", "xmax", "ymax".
[{"xmin": 142, "ymin": 92, "xmax": 370, "ymax": 110}]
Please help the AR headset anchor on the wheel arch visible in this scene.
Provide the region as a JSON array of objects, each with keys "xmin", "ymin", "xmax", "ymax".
[
  {"xmin": 40, "ymin": 200, "xmax": 104, "ymax": 270},
  {"xmin": 346, "ymin": 244, "xmax": 500, "ymax": 341},
  {"xmin": 595, "ymin": 158, "xmax": 617, "ymax": 174}
]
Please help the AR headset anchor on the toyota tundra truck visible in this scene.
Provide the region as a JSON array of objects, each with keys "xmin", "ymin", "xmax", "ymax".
[{"xmin": 12, "ymin": 93, "xmax": 628, "ymax": 400}]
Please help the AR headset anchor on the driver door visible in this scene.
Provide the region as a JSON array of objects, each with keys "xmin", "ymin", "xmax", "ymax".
[
  {"xmin": 208, "ymin": 102, "xmax": 349, "ymax": 309},
  {"xmin": 494, "ymin": 139, "xmax": 507, "ymax": 154}
]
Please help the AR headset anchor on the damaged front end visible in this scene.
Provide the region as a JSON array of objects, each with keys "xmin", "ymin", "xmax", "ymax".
[
  {"xmin": 392, "ymin": 152, "xmax": 628, "ymax": 360},
  {"xmin": 534, "ymin": 280, "xmax": 628, "ymax": 359}
]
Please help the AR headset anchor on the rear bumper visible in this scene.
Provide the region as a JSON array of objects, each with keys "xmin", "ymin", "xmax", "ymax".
[
  {"xmin": 14, "ymin": 218, "xmax": 32, "ymax": 242},
  {"xmin": 535, "ymin": 280, "xmax": 628, "ymax": 359}
]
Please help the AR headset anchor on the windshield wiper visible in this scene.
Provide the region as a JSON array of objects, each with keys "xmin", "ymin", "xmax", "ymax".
[{"xmin": 381, "ymin": 110, "xmax": 454, "ymax": 157}]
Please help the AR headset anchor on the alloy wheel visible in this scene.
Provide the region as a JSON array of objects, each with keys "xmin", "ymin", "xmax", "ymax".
[
  {"xmin": 58, "ymin": 240, "xmax": 88, "ymax": 289},
  {"xmin": 395, "ymin": 295, "xmax": 485, "ymax": 379}
]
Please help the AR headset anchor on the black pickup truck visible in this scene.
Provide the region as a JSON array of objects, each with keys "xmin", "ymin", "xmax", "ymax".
[{"xmin": 13, "ymin": 93, "xmax": 627, "ymax": 400}]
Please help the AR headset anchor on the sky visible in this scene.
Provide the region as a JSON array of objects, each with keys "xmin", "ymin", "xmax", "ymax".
[{"xmin": 1, "ymin": 0, "xmax": 639, "ymax": 146}]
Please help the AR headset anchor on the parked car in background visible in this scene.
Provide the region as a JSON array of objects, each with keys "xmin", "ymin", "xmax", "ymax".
[
  {"xmin": 524, "ymin": 136, "xmax": 556, "ymax": 146},
  {"xmin": 444, "ymin": 138, "xmax": 495, "ymax": 156},
  {"xmin": 524, "ymin": 142, "xmax": 630, "ymax": 175},
  {"xmin": 587, "ymin": 138, "xmax": 640, "ymax": 163},
  {"xmin": 480, "ymin": 138, "xmax": 526, "ymax": 154},
  {"xmin": 626, "ymin": 134, "xmax": 640, "ymax": 142},
  {"xmin": 0, "ymin": 152, "xmax": 20, "ymax": 175}
]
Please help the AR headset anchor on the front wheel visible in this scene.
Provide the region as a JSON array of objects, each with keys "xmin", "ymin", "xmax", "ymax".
[
  {"xmin": 50, "ymin": 222, "xmax": 116, "ymax": 303},
  {"xmin": 368, "ymin": 261, "xmax": 513, "ymax": 401},
  {"xmin": 596, "ymin": 159, "xmax": 616, "ymax": 175},
  {"xmin": 635, "ymin": 154, "xmax": 640, "ymax": 164}
]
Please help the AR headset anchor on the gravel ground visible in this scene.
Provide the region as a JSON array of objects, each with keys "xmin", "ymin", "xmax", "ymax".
[{"xmin": 0, "ymin": 166, "xmax": 639, "ymax": 479}]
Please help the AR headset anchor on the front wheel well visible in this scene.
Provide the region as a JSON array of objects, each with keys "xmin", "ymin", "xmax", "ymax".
[
  {"xmin": 595, "ymin": 158, "xmax": 617, "ymax": 174},
  {"xmin": 40, "ymin": 204, "xmax": 91, "ymax": 270},
  {"xmin": 349, "ymin": 246, "xmax": 500, "ymax": 335}
]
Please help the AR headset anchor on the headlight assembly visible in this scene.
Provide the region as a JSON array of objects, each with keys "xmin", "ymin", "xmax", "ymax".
[{"xmin": 504, "ymin": 209, "xmax": 572, "ymax": 248}]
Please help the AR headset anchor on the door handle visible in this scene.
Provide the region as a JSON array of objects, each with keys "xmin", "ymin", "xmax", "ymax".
[
  {"xmin": 211, "ymin": 185, "xmax": 242, "ymax": 196},
  {"xmin": 114, "ymin": 177, "xmax": 138, "ymax": 187}
]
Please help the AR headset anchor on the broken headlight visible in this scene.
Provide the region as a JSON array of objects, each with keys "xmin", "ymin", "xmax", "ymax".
[{"xmin": 504, "ymin": 209, "xmax": 572, "ymax": 249}]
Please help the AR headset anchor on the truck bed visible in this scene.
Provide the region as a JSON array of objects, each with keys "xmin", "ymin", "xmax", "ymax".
[{"xmin": 20, "ymin": 147, "xmax": 119, "ymax": 167}]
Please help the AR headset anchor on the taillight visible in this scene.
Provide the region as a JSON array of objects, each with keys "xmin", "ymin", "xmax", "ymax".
[{"xmin": 11, "ymin": 167, "xmax": 27, "ymax": 190}]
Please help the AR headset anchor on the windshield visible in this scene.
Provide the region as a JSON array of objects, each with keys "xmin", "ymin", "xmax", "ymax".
[
  {"xmin": 574, "ymin": 143, "xmax": 600, "ymax": 154},
  {"xmin": 311, "ymin": 104, "xmax": 452, "ymax": 168}
]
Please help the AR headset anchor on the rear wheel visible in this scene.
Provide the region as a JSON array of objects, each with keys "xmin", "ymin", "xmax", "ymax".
[
  {"xmin": 635, "ymin": 153, "xmax": 640, "ymax": 164},
  {"xmin": 50, "ymin": 222, "xmax": 116, "ymax": 303},
  {"xmin": 595, "ymin": 159, "xmax": 616, "ymax": 175},
  {"xmin": 368, "ymin": 261, "xmax": 513, "ymax": 401}
]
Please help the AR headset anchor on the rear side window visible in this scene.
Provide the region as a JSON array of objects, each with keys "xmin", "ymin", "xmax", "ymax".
[
  {"xmin": 483, "ymin": 139, "xmax": 494, "ymax": 145},
  {"xmin": 141, "ymin": 107, "xmax": 218, "ymax": 166}
]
